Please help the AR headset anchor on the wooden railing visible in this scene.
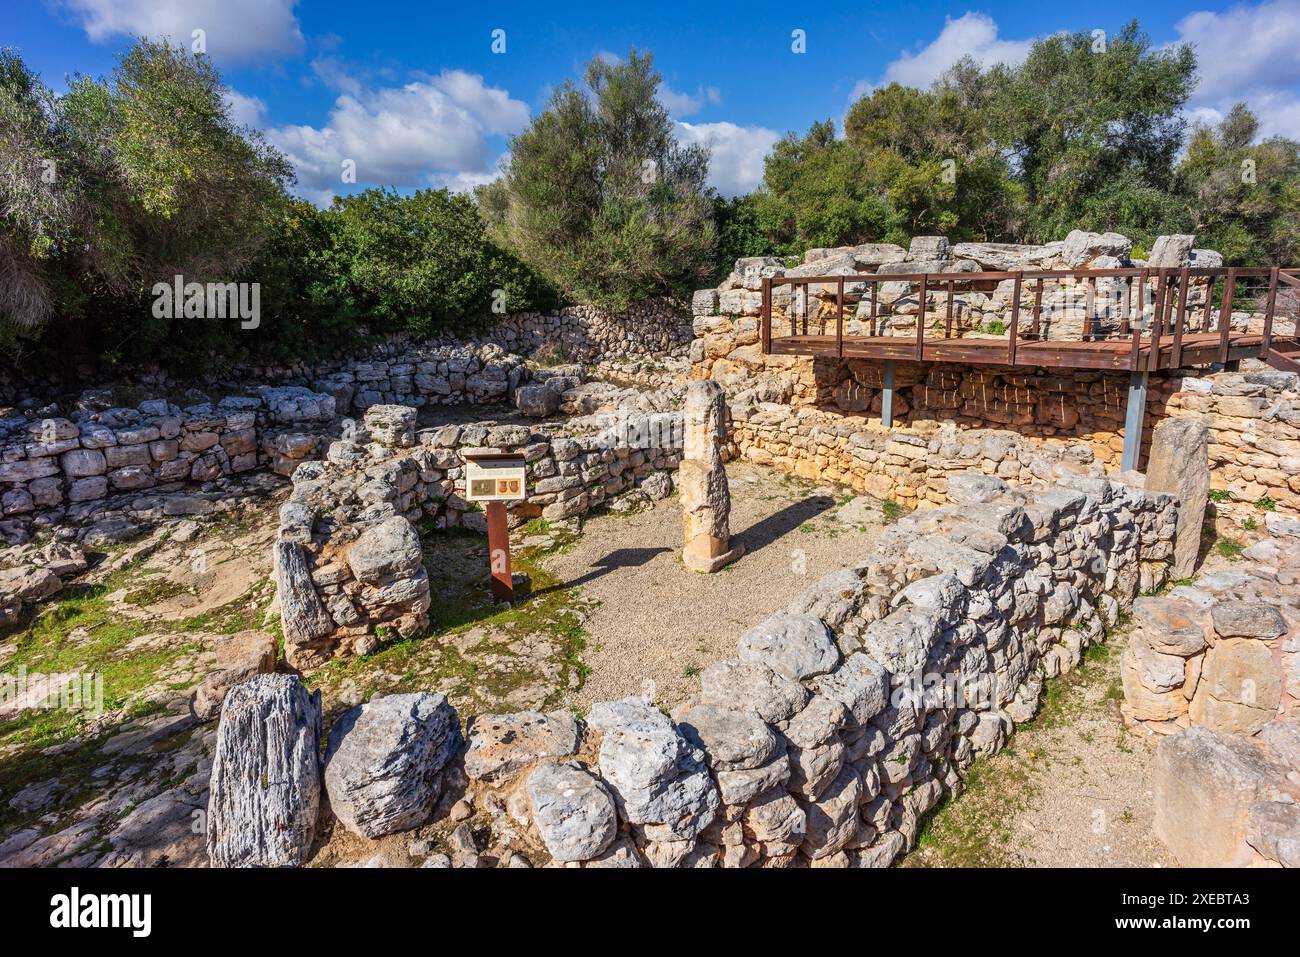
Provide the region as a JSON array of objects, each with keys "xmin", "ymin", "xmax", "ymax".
[{"xmin": 760, "ymin": 266, "xmax": 1300, "ymax": 371}]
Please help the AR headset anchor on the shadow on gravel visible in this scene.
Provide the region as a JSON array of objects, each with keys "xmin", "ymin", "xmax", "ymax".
[
  {"xmin": 532, "ymin": 546, "xmax": 671, "ymax": 596},
  {"xmin": 736, "ymin": 495, "xmax": 836, "ymax": 555}
]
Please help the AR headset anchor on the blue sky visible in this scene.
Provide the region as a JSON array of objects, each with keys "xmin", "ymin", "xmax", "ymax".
[{"xmin": 8, "ymin": 0, "xmax": 1300, "ymax": 202}]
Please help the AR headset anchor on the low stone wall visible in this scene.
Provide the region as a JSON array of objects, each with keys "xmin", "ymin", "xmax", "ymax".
[
  {"xmin": 729, "ymin": 400, "xmax": 1108, "ymax": 509},
  {"xmin": 303, "ymin": 304, "xmax": 688, "ymax": 415},
  {"xmin": 307, "ymin": 342, "xmax": 527, "ymax": 415},
  {"xmin": 0, "ymin": 386, "xmax": 335, "ymax": 537},
  {"xmin": 1120, "ymin": 514, "xmax": 1300, "ymax": 868},
  {"xmin": 1123, "ymin": 513, "xmax": 1299, "ymax": 739},
  {"xmin": 273, "ymin": 404, "xmax": 683, "ymax": 669},
  {"xmin": 447, "ymin": 472, "xmax": 1176, "ymax": 867},
  {"xmin": 486, "ymin": 300, "xmax": 690, "ymax": 364},
  {"xmin": 0, "ymin": 298, "xmax": 692, "ymax": 408},
  {"xmin": 1166, "ymin": 370, "xmax": 1300, "ymax": 516}
]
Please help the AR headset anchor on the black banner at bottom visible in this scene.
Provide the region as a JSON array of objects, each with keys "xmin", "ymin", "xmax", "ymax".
[{"xmin": 0, "ymin": 865, "xmax": 1285, "ymax": 944}]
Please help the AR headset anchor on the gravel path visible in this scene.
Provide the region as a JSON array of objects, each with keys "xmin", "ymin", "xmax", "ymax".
[
  {"xmin": 903, "ymin": 637, "xmax": 1171, "ymax": 868},
  {"xmin": 545, "ymin": 461, "xmax": 891, "ymax": 712}
]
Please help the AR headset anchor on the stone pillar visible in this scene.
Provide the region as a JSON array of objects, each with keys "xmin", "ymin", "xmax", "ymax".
[
  {"xmin": 680, "ymin": 380, "xmax": 743, "ymax": 572},
  {"xmin": 1145, "ymin": 417, "xmax": 1209, "ymax": 579}
]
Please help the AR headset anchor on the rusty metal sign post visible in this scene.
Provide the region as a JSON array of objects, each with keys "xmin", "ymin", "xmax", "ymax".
[{"xmin": 463, "ymin": 451, "xmax": 527, "ymax": 603}]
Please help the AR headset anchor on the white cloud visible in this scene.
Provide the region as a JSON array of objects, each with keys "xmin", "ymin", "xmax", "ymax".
[
  {"xmin": 880, "ymin": 12, "xmax": 1034, "ymax": 89},
  {"xmin": 62, "ymin": 0, "xmax": 304, "ymax": 62},
  {"xmin": 659, "ymin": 83, "xmax": 722, "ymax": 118},
  {"xmin": 1171, "ymin": 1, "xmax": 1300, "ymax": 140},
  {"xmin": 310, "ymin": 57, "xmax": 362, "ymax": 96},
  {"xmin": 222, "ymin": 88, "xmax": 266, "ymax": 128},
  {"xmin": 676, "ymin": 121, "xmax": 779, "ymax": 197},
  {"xmin": 266, "ymin": 70, "xmax": 529, "ymax": 205}
]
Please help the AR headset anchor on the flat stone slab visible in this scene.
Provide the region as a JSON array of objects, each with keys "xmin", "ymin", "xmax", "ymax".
[
  {"xmin": 464, "ymin": 711, "xmax": 580, "ymax": 783},
  {"xmin": 738, "ymin": 611, "xmax": 839, "ymax": 680},
  {"xmin": 1210, "ymin": 601, "xmax": 1287, "ymax": 639}
]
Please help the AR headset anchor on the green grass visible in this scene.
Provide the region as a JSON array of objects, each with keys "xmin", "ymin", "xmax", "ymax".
[
  {"xmin": 881, "ymin": 500, "xmax": 906, "ymax": 524},
  {"xmin": 903, "ymin": 625, "xmax": 1128, "ymax": 867},
  {"xmin": 1208, "ymin": 489, "xmax": 1231, "ymax": 503},
  {"xmin": 306, "ymin": 530, "xmax": 592, "ymax": 720},
  {"xmin": 1214, "ymin": 536, "xmax": 1244, "ymax": 559},
  {"xmin": 0, "ymin": 577, "xmax": 220, "ymax": 754},
  {"xmin": 122, "ymin": 576, "xmax": 189, "ymax": 607},
  {"xmin": 1253, "ymin": 496, "xmax": 1276, "ymax": 512}
]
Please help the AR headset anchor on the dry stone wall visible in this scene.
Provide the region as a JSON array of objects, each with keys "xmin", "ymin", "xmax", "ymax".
[
  {"xmin": 0, "ymin": 386, "xmax": 335, "ymax": 538},
  {"xmin": 0, "ymin": 299, "xmax": 690, "ymax": 409},
  {"xmin": 1166, "ymin": 369, "xmax": 1300, "ymax": 516},
  {"xmin": 485, "ymin": 300, "xmax": 690, "ymax": 364},
  {"xmin": 1121, "ymin": 513, "xmax": 1300, "ymax": 868},
  {"xmin": 450, "ymin": 472, "xmax": 1177, "ymax": 868},
  {"xmin": 209, "ymin": 470, "xmax": 1178, "ymax": 868},
  {"xmin": 1123, "ymin": 513, "xmax": 1300, "ymax": 740},
  {"xmin": 729, "ymin": 400, "xmax": 1109, "ymax": 509},
  {"xmin": 274, "ymin": 404, "xmax": 684, "ymax": 669}
]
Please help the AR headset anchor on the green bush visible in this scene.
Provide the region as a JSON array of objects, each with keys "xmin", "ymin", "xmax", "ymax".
[
  {"xmin": 479, "ymin": 49, "xmax": 716, "ymax": 310},
  {"xmin": 324, "ymin": 188, "xmax": 554, "ymax": 340}
]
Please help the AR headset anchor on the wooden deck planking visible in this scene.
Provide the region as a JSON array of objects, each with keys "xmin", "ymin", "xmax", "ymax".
[{"xmin": 767, "ymin": 332, "xmax": 1279, "ymax": 371}]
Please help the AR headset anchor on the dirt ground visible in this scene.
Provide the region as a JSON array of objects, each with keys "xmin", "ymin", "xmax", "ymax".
[
  {"xmin": 544, "ymin": 461, "xmax": 893, "ymax": 711},
  {"xmin": 902, "ymin": 635, "xmax": 1171, "ymax": 868}
]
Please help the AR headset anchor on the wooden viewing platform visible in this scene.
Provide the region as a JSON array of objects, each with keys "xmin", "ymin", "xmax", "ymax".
[
  {"xmin": 758, "ymin": 264, "xmax": 1300, "ymax": 470},
  {"xmin": 761, "ymin": 265, "xmax": 1300, "ymax": 373},
  {"xmin": 767, "ymin": 331, "xmax": 1288, "ymax": 372}
]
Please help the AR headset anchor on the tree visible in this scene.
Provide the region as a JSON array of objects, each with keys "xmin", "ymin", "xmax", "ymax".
[
  {"xmin": 979, "ymin": 21, "xmax": 1197, "ymax": 244},
  {"xmin": 0, "ymin": 40, "xmax": 293, "ymax": 368},
  {"xmin": 711, "ymin": 194, "xmax": 773, "ymax": 282},
  {"xmin": 1179, "ymin": 104, "xmax": 1300, "ymax": 266},
  {"xmin": 0, "ymin": 48, "xmax": 83, "ymax": 331},
  {"xmin": 750, "ymin": 90, "xmax": 1019, "ymax": 255},
  {"xmin": 480, "ymin": 49, "xmax": 716, "ymax": 309}
]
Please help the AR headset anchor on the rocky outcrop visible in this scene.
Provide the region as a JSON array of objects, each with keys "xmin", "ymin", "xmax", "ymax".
[
  {"xmin": 206, "ymin": 675, "xmax": 323, "ymax": 868},
  {"xmin": 323, "ymin": 692, "xmax": 461, "ymax": 838}
]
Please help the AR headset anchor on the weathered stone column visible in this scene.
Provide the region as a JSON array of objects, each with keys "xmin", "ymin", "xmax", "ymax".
[
  {"xmin": 1145, "ymin": 417, "xmax": 1209, "ymax": 579},
  {"xmin": 680, "ymin": 380, "xmax": 743, "ymax": 572}
]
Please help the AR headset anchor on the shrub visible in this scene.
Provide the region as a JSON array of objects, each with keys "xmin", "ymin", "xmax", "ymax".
[{"xmin": 324, "ymin": 188, "xmax": 554, "ymax": 340}]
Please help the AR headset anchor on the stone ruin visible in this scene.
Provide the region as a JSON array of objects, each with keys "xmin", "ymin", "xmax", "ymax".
[
  {"xmin": 205, "ymin": 470, "xmax": 1183, "ymax": 867},
  {"xmin": 273, "ymin": 402, "xmax": 684, "ymax": 668},
  {"xmin": 1119, "ymin": 512, "xmax": 1300, "ymax": 867},
  {"xmin": 694, "ymin": 231, "xmax": 1249, "ymax": 345},
  {"xmin": 679, "ymin": 380, "xmax": 742, "ymax": 573},
  {"xmin": 4, "ymin": 230, "xmax": 1297, "ymax": 871}
]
